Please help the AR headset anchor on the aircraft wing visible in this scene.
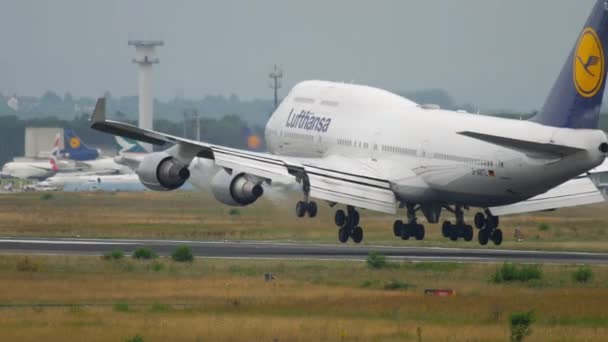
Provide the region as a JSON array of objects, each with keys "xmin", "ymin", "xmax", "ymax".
[
  {"xmin": 90, "ymin": 98, "xmax": 397, "ymax": 213},
  {"xmin": 489, "ymin": 176, "xmax": 605, "ymax": 216}
]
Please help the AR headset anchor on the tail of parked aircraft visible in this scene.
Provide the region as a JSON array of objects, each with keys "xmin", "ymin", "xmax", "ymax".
[
  {"xmin": 115, "ymin": 136, "xmax": 147, "ymax": 153},
  {"xmin": 242, "ymin": 126, "xmax": 263, "ymax": 150},
  {"xmin": 62, "ymin": 128, "xmax": 100, "ymax": 161},
  {"xmin": 49, "ymin": 133, "xmax": 61, "ymax": 172},
  {"xmin": 531, "ymin": 0, "xmax": 608, "ymax": 129}
]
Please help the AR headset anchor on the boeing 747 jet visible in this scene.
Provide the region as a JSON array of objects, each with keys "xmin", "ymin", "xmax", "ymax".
[{"xmin": 91, "ymin": 1, "xmax": 608, "ymax": 246}]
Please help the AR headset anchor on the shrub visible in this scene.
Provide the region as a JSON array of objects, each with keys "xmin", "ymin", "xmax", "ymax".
[
  {"xmin": 151, "ymin": 261, "xmax": 164, "ymax": 272},
  {"xmin": 538, "ymin": 223, "xmax": 550, "ymax": 231},
  {"xmin": 383, "ymin": 280, "xmax": 413, "ymax": 291},
  {"xmin": 40, "ymin": 193, "xmax": 53, "ymax": 201},
  {"xmin": 171, "ymin": 246, "xmax": 194, "ymax": 262},
  {"xmin": 16, "ymin": 257, "xmax": 39, "ymax": 272},
  {"xmin": 573, "ymin": 266, "xmax": 593, "ymax": 283},
  {"xmin": 228, "ymin": 208, "xmax": 241, "ymax": 216},
  {"xmin": 102, "ymin": 249, "xmax": 124, "ymax": 260},
  {"xmin": 518, "ymin": 265, "xmax": 542, "ymax": 282},
  {"xmin": 366, "ymin": 251, "xmax": 387, "ymax": 269},
  {"xmin": 492, "ymin": 263, "xmax": 517, "ymax": 282},
  {"xmin": 114, "ymin": 302, "xmax": 130, "ymax": 312},
  {"xmin": 510, "ymin": 310, "xmax": 535, "ymax": 341},
  {"xmin": 150, "ymin": 302, "xmax": 171, "ymax": 312},
  {"xmin": 492, "ymin": 264, "xmax": 542, "ymax": 283},
  {"xmin": 125, "ymin": 334, "xmax": 144, "ymax": 342},
  {"xmin": 132, "ymin": 247, "xmax": 156, "ymax": 260}
]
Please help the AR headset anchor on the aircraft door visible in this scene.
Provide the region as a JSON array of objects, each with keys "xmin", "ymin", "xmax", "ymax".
[{"xmin": 371, "ymin": 131, "xmax": 381, "ymax": 161}]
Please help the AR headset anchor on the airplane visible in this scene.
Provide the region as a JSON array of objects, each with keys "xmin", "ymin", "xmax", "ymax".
[
  {"xmin": 42, "ymin": 173, "xmax": 144, "ymax": 192},
  {"xmin": 0, "ymin": 133, "xmax": 73, "ymax": 180},
  {"xmin": 59, "ymin": 128, "xmax": 150, "ymax": 175},
  {"xmin": 91, "ymin": 0, "xmax": 608, "ymax": 246}
]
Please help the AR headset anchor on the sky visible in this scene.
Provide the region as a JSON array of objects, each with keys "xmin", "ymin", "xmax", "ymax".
[{"xmin": 0, "ymin": 0, "xmax": 598, "ymax": 112}]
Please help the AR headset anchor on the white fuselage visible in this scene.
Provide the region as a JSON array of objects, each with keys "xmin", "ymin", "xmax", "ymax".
[
  {"xmin": 0, "ymin": 159, "xmax": 59, "ymax": 180},
  {"xmin": 264, "ymin": 81, "xmax": 606, "ymax": 207}
]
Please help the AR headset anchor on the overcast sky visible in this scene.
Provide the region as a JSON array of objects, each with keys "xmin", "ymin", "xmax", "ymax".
[{"xmin": 0, "ymin": 0, "xmax": 597, "ymax": 111}]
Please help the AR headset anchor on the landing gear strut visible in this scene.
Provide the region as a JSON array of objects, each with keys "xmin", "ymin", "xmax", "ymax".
[
  {"xmin": 335, "ymin": 206, "xmax": 363, "ymax": 244},
  {"xmin": 476, "ymin": 210, "xmax": 502, "ymax": 246},
  {"xmin": 393, "ymin": 204, "xmax": 425, "ymax": 241},
  {"xmin": 442, "ymin": 206, "xmax": 473, "ymax": 242}
]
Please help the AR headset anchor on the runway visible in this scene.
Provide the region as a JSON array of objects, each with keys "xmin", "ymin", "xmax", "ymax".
[{"xmin": 0, "ymin": 237, "xmax": 607, "ymax": 264}]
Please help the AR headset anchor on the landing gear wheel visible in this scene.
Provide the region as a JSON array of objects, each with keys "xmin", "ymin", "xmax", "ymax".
[
  {"xmin": 491, "ymin": 229, "xmax": 503, "ymax": 246},
  {"xmin": 442, "ymin": 221, "xmax": 451, "ymax": 238},
  {"xmin": 463, "ymin": 225, "xmax": 474, "ymax": 242},
  {"xmin": 414, "ymin": 224, "xmax": 425, "ymax": 241},
  {"xmin": 306, "ymin": 201, "xmax": 318, "ymax": 218},
  {"xmin": 338, "ymin": 227, "xmax": 349, "ymax": 243},
  {"xmin": 401, "ymin": 225, "xmax": 411, "ymax": 240},
  {"xmin": 474, "ymin": 212, "xmax": 485, "ymax": 229},
  {"xmin": 393, "ymin": 220, "xmax": 403, "ymax": 237},
  {"xmin": 334, "ymin": 210, "xmax": 346, "ymax": 226},
  {"xmin": 348, "ymin": 210, "xmax": 360, "ymax": 227},
  {"xmin": 486, "ymin": 215, "xmax": 499, "ymax": 230},
  {"xmin": 352, "ymin": 226, "xmax": 363, "ymax": 244},
  {"xmin": 296, "ymin": 201, "xmax": 307, "ymax": 218},
  {"xmin": 449, "ymin": 227, "xmax": 459, "ymax": 241},
  {"xmin": 478, "ymin": 229, "xmax": 489, "ymax": 246}
]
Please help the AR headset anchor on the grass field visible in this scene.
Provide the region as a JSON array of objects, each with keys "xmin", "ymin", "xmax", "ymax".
[
  {"xmin": 0, "ymin": 255, "xmax": 607, "ymax": 341},
  {"xmin": 0, "ymin": 191, "xmax": 607, "ymax": 252}
]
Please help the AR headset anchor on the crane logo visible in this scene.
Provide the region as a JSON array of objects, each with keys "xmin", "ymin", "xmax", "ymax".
[
  {"xmin": 69, "ymin": 137, "xmax": 81, "ymax": 149},
  {"xmin": 574, "ymin": 27, "xmax": 604, "ymax": 98}
]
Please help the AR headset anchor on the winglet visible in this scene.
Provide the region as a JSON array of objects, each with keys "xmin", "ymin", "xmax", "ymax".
[
  {"xmin": 89, "ymin": 97, "xmax": 171, "ymax": 146},
  {"xmin": 90, "ymin": 98, "xmax": 106, "ymax": 124}
]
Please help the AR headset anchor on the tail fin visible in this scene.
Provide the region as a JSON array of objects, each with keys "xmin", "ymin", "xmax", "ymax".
[
  {"xmin": 49, "ymin": 133, "xmax": 61, "ymax": 172},
  {"xmin": 62, "ymin": 128, "xmax": 99, "ymax": 161},
  {"xmin": 531, "ymin": 0, "xmax": 608, "ymax": 129},
  {"xmin": 242, "ymin": 126, "xmax": 263, "ymax": 150},
  {"xmin": 115, "ymin": 136, "xmax": 147, "ymax": 153}
]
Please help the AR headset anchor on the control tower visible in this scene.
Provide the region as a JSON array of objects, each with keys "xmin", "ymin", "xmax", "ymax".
[{"xmin": 128, "ymin": 40, "xmax": 163, "ymax": 152}]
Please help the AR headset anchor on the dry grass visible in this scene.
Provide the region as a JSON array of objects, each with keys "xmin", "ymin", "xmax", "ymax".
[
  {"xmin": 0, "ymin": 255, "xmax": 607, "ymax": 341},
  {"xmin": 0, "ymin": 191, "xmax": 608, "ymax": 252}
]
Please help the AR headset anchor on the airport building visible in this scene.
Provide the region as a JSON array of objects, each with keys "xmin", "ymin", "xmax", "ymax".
[{"xmin": 24, "ymin": 127, "xmax": 63, "ymax": 158}]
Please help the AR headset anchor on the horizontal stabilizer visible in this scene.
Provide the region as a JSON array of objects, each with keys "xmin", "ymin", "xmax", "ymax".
[
  {"xmin": 489, "ymin": 176, "xmax": 604, "ymax": 216},
  {"xmin": 458, "ymin": 131, "xmax": 584, "ymax": 157}
]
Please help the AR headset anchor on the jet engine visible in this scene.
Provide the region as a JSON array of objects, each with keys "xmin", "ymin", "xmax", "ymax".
[
  {"xmin": 211, "ymin": 169, "xmax": 264, "ymax": 206},
  {"xmin": 136, "ymin": 152, "xmax": 190, "ymax": 191}
]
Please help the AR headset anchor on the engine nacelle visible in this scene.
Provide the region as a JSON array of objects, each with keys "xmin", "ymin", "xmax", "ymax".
[
  {"xmin": 211, "ymin": 169, "xmax": 264, "ymax": 206},
  {"xmin": 136, "ymin": 152, "xmax": 190, "ymax": 191}
]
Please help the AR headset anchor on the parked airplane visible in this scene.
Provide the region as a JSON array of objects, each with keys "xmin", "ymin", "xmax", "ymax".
[
  {"xmin": 0, "ymin": 133, "xmax": 78, "ymax": 179},
  {"xmin": 91, "ymin": 1, "xmax": 608, "ymax": 246},
  {"xmin": 43, "ymin": 173, "xmax": 144, "ymax": 192},
  {"xmin": 62, "ymin": 129, "xmax": 134, "ymax": 175}
]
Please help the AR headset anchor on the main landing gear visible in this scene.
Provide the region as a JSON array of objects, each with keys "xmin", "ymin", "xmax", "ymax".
[
  {"xmin": 334, "ymin": 206, "xmax": 363, "ymax": 244},
  {"xmin": 474, "ymin": 211, "xmax": 503, "ymax": 246},
  {"xmin": 393, "ymin": 204, "xmax": 425, "ymax": 241},
  {"xmin": 295, "ymin": 181, "xmax": 318, "ymax": 218},
  {"xmin": 441, "ymin": 206, "xmax": 474, "ymax": 242},
  {"xmin": 442, "ymin": 207, "xmax": 502, "ymax": 246},
  {"xmin": 295, "ymin": 200, "xmax": 318, "ymax": 218}
]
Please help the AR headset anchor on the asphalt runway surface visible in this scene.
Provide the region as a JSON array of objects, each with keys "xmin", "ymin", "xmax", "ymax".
[{"xmin": 0, "ymin": 237, "xmax": 607, "ymax": 264}]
